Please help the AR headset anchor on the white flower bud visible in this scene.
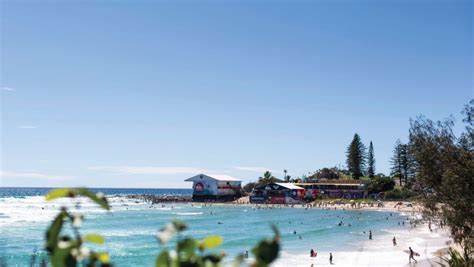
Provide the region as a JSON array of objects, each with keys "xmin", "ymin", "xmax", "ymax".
[{"xmin": 58, "ymin": 240, "xmax": 71, "ymax": 249}]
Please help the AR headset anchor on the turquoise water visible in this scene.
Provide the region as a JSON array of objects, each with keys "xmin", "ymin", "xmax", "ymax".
[{"xmin": 0, "ymin": 188, "xmax": 407, "ymax": 266}]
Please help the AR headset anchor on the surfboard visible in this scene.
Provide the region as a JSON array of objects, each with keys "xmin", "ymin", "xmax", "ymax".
[{"xmin": 403, "ymin": 250, "xmax": 420, "ymax": 256}]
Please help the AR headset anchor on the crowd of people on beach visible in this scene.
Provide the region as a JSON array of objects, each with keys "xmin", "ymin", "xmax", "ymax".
[{"xmin": 129, "ymin": 196, "xmax": 446, "ymax": 265}]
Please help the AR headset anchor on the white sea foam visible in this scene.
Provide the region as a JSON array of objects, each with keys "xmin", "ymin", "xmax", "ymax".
[
  {"xmin": 174, "ymin": 212, "xmax": 203, "ymax": 216},
  {"xmin": 0, "ymin": 196, "xmax": 144, "ymax": 226},
  {"xmin": 100, "ymin": 229, "xmax": 157, "ymax": 237}
]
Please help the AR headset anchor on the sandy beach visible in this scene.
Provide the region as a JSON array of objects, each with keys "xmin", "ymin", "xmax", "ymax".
[
  {"xmin": 274, "ymin": 215, "xmax": 451, "ymax": 267},
  {"xmin": 227, "ymin": 198, "xmax": 425, "ymax": 221}
]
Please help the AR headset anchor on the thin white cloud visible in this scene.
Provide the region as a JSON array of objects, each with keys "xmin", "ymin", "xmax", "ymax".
[
  {"xmin": 88, "ymin": 166, "xmax": 210, "ymax": 175},
  {"xmin": 2, "ymin": 87, "xmax": 15, "ymax": 91},
  {"xmin": 234, "ymin": 166, "xmax": 277, "ymax": 173},
  {"xmin": 0, "ymin": 170, "xmax": 74, "ymax": 181},
  {"xmin": 19, "ymin": 125, "xmax": 37, "ymax": 129}
]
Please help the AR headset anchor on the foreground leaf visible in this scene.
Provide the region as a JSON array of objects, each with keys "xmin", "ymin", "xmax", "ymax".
[
  {"xmin": 46, "ymin": 189, "xmax": 73, "ymax": 201},
  {"xmin": 84, "ymin": 234, "xmax": 105, "ymax": 245},
  {"xmin": 46, "ymin": 209, "xmax": 69, "ymax": 252},
  {"xmin": 177, "ymin": 238, "xmax": 197, "ymax": 259},
  {"xmin": 77, "ymin": 188, "xmax": 110, "ymax": 210},
  {"xmin": 252, "ymin": 225, "xmax": 280, "ymax": 266},
  {"xmin": 51, "ymin": 245, "xmax": 76, "ymax": 267},
  {"xmin": 156, "ymin": 250, "xmax": 171, "ymax": 267},
  {"xmin": 202, "ymin": 253, "xmax": 225, "ymax": 264},
  {"xmin": 199, "ymin": 235, "xmax": 223, "ymax": 250},
  {"xmin": 98, "ymin": 252, "xmax": 110, "ymax": 263},
  {"xmin": 45, "ymin": 188, "xmax": 110, "ymax": 210}
]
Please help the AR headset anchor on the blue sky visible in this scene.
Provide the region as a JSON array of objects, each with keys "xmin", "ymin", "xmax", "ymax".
[{"xmin": 1, "ymin": 0, "xmax": 472, "ymax": 188}]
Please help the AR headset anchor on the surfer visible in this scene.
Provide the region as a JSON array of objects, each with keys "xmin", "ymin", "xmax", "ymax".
[{"xmin": 409, "ymin": 247, "xmax": 417, "ymax": 263}]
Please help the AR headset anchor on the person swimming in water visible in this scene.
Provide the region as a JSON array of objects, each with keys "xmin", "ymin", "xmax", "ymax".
[{"xmin": 369, "ymin": 230, "xmax": 372, "ymax": 240}]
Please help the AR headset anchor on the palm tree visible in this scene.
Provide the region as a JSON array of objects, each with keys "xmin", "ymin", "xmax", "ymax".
[
  {"xmin": 259, "ymin": 171, "xmax": 277, "ymax": 184},
  {"xmin": 283, "ymin": 169, "xmax": 288, "ymax": 182}
]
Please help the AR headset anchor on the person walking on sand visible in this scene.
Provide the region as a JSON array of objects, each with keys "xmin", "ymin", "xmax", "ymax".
[
  {"xmin": 329, "ymin": 252, "xmax": 333, "ymax": 264},
  {"xmin": 409, "ymin": 247, "xmax": 417, "ymax": 263},
  {"xmin": 393, "ymin": 236, "xmax": 397, "ymax": 246}
]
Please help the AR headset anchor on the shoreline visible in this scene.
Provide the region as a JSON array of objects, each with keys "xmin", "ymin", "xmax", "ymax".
[{"xmin": 191, "ymin": 196, "xmax": 423, "ymax": 215}]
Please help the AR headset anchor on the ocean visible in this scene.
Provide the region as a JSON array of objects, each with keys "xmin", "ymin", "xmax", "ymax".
[{"xmin": 0, "ymin": 187, "xmax": 445, "ymax": 266}]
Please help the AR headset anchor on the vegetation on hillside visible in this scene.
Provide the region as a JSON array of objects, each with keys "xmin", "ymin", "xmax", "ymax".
[
  {"xmin": 367, "ymin": 175, "xmax": 395, "ymax": 195},
  {"xmin": 307, "ymin": 167, "xmax": 345, "ymax": 180}
]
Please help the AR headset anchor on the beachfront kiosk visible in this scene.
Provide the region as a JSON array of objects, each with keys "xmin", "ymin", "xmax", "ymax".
[
  {"xmin": 185, "ymin": 174, "xmax": 242, "ymax": 201},
  {"xmin": 250, "ymin": 183, "xmax": 306, "ymax": 204}
]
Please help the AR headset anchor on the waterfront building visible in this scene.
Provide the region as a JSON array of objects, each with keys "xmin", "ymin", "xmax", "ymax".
[
  {"xmin": 185, "ymin": 174, "xmax": 242, "ymax": 201},
  {"xmin": 296, "ymin": 179, "xmax": 368, "ymax": 199},
  {"xmin": 250, "ymin": 182, "xmax": 305, "ymax": 204}
]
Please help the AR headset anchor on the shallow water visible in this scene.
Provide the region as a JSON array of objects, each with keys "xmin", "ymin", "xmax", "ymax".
[{"xmin": 0, "ymin": 188, "xmax": 410, "ymax": 266}]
